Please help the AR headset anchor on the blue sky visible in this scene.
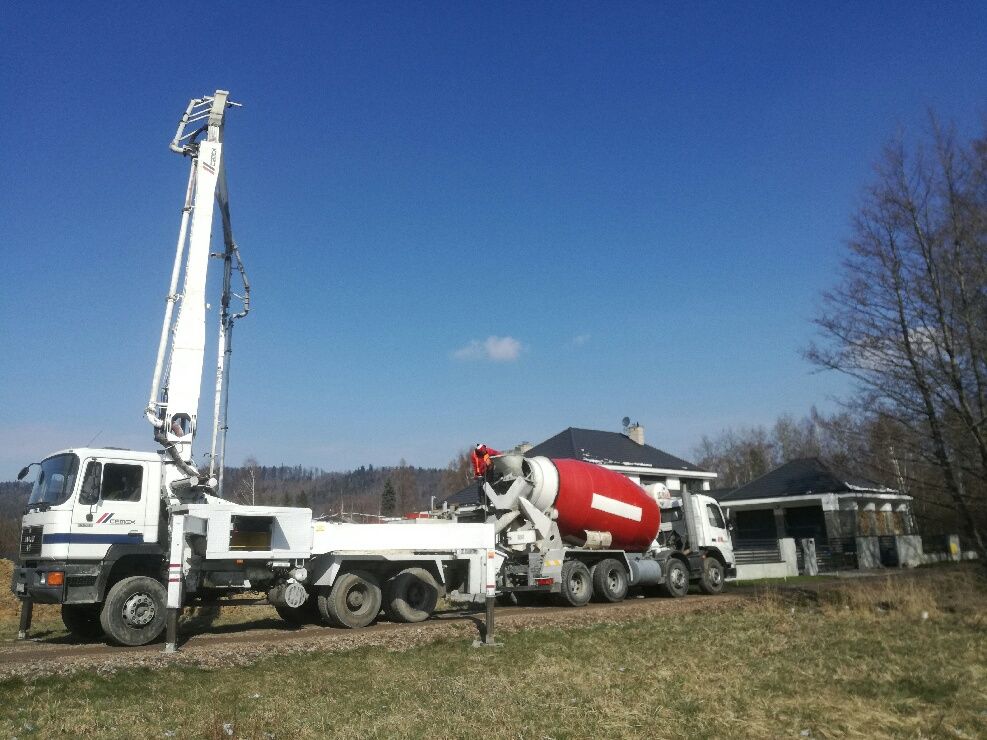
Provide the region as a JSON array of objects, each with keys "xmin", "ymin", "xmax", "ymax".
[{"xmin": 1, "ymin": 3, "xmax": 985, "ymax": 477}]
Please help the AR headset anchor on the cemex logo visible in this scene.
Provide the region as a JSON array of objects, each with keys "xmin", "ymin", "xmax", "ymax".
[{"xmin": 96, "ymin": 512, "xmax": 137, "ymax": 525}]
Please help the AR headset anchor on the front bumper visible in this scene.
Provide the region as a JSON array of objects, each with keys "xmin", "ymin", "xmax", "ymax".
[{"xmin": 11, "ymin": 561, "xmax": 103, "ymax": 604}]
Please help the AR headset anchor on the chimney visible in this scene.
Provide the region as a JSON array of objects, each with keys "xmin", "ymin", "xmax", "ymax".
[{"xmin": 627, "ymin": 423, "xmax": 645, "ymax": 445}]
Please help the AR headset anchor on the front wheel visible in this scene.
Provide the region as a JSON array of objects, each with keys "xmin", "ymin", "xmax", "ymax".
[
  {"xmin": 99, "ymin": 576, "xmax": 167, "ymax": 646},
  {"xmin": 658, "ymin": 559, "xmax": 690, "ymax": 598},
  {"xmin": 61, "ymin": 604, "xmax": 103, "ymax": 640},
  {"xmin": 699, "ymin": 558, "xmax": 725, "ymax": 595},
  {"xmin": 318, "ymin": 571, "xmax": 382, "ymax": 629}
]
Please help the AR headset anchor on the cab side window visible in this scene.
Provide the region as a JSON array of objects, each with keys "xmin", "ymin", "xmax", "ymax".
[
  {"xmin": 101, "ymin": 464, "xmax": 143, "ymax": 502},
  {"xmin": 706, "ymin": 503, "xmax": 726, "ymax": 529},
  {"xmin": 80, "ymin": 461, "xmax": 102, "ymax": 504}
]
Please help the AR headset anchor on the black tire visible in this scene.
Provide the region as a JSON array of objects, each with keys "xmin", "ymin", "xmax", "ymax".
[
  {"xmin": 99, "ymin": 576, "xmax": 167, "ymax": 646},
  {"xmin": 383, "ymin": 568, "xmax": 440, "ymax": 623},
  {"xmin": 658, "ymin": 558, "xmax": 690, "ymax": 598},
  {"xmin": 61, "ymin": 604, "xmax": 103, "ymax": 640},
  {"xmin": 591, "ymin": 558, "xmax": 629, "ymax": 603},
  {"xmin": 274, "ymin": 595, "xmax": 320, "ymax": 626},
  {"xmin": 318, "ymin": 570, "xmax": 382, "ymax": 629},
  {"xmin": 556, "ymin": 560, "xmax": 592, "ymax": 607},
  {"xmin": 699, "ymin": 557, "xmax": 725, "ymax": 595}
]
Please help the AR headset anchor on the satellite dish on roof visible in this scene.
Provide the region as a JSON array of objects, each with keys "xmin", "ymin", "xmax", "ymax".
[{"xmin": 621, "ymin": 416, "xmax": 630, "ymax": 429}]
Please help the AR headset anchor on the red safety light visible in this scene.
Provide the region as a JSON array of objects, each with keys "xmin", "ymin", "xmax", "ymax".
[
  {"xmin": 46, "ymin": 571, "xmax": 65, "ymax": 586},
  {"xmin": 535, "ymin": 577, "xmax": 554, "ymax": 586}
]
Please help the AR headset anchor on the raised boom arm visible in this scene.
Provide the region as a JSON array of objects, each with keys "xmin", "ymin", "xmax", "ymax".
[{"xmin": 145, "ymin": 90, "xmax": 249, "ymax": 498}]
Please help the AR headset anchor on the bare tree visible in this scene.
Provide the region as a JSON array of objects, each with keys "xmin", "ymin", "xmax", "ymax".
[
  {"xmin": 693, "ymin": 426, "xmax": 774, "ymax": 488},
  {"xmin": 234, "ymin": 455, "xmax": 260, "ymax": 505},
  {"xmin": 807, "ymin": 118, "xmax": 987, "ymax": 563},
  {"xmin": 440, "ymin": 449, "xmax": 473, "ymax": 498}
]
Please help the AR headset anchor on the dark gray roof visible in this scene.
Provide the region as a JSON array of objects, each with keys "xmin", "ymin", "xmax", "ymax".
[
  {"xmin": 717, "ymin": 457, "xmax": 895, "ymax": 502},
  {"xmin": 525, "ymin": 427, "xmax": 705, "ymax": 473},
  {"xmin": 445, "ymin": 482, "xmax": 483, "ymax": 506},
  {"xmin": 706, "ymin": 487, "xmax": 737, "ymax": 502}
]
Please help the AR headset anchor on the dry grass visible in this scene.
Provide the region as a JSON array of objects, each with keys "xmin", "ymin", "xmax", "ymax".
[{"xmin": 1, "ymin": 566, "xmax": 985, "ymax": 739}]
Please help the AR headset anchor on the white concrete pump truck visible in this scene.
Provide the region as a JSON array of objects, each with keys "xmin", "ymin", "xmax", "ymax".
[{"xmin": 12, "ymin": 91, "xmax": 495, "ymax": 649}]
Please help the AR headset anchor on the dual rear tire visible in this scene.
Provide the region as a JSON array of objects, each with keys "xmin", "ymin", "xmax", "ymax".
[
  {"xmin": 314, "ymin": 567, "xmax": 441, "ymax": 629},
  {"xmin": 591, "ymin": 558, "xmax": 629, "ymax": 603}
]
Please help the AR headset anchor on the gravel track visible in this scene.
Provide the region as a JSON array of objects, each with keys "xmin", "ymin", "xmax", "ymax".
[{"xmin": 0, "ymin": 593, "xmax": 743, "ymax": 680}]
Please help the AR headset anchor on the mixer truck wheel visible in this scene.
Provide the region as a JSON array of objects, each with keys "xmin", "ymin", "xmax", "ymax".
[
  {"xmin": 556, "ymin": 561, "xmax": 592, "ymax": 607},
  {"xmin": 61, "ymin": 604, "xmax": 104, "ymax": 640},
  {"xmin": 699, "ymin": 557, "xmax": 725, "ymax": 595},
  {"xmin": 591, "ymin": 559, "xmax": 629, "ymax": 603},
  {"xmin": 382, "ymin": 568, "xmax": 440, "ymax": 623},
  {"xmin": 99, "ymin": 576, "xmax": 168, "ymax": 646},
  {"xmin": 658, "ymin": 559, "xmax": 689, "ymax": 598},
  {"xmin": 318, "ymin": 571, "xmax": 382, "ymax": 629}
]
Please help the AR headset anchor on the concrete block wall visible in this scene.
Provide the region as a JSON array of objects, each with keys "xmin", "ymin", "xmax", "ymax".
[{"xmin": 734, "ymin": 537, "xmax": 799, "ymax": 581}]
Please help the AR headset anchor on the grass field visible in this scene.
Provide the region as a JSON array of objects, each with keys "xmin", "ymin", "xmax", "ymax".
[{"xmin": 1, "ymin": 567, "xmax": 985, "ymax": 739}]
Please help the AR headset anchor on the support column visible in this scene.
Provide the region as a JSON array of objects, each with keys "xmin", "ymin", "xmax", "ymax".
[
  {"xmin": 164, "ymin": 608, "xmax": 180, "ymax": 653},
  {"xmin": 473, "ymin": 548, "xmax": 502, "ymax": 648},
  {"xmin": 800, "ymin": 539, "xmax": 818, "ymax": 576},
  {"xmin": 773, "ymin": 507, "xmax": 787, "ymax": 538},
  {"xmin": 164, "ymin": 514, "xmax": 187, "ymax": 653},
  {"xmin": 17, "ymin": 598, "xmax": 33, "ymax": 640}
]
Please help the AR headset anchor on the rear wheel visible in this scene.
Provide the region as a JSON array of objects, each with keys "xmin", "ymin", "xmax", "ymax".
[
  {"xmin": 99, "ymin": 576, "xmax": 167, "ymax": 646},
  {"xmin": 699, "ymin": 558, "xmax": 725, "ymax": 595},
  {"xmin": 556, "ymin": 561, "xmax": 592, "ymax": 607},
  {"xmin": 61, "ymin": 604, "xmax": 103, "ymax": 640},
  {"xmin": 318, "ymin": 571, "xmax": 382, "ymax": 629},
  {"xmin": 658, "ymin": 559, "xmax": 689, "ymax": 598},
  {"xmin": 383, "ymin": 568, "xmax": 440, "ymax": 623},
  {"xmin": 591, "ymin": 559, "xmax": 629, "ymax": 603}
]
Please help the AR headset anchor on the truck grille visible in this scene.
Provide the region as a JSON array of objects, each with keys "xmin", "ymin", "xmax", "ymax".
[{"xmin": 20, "ymin": 525, "xmax": 43, "ymax": 557}]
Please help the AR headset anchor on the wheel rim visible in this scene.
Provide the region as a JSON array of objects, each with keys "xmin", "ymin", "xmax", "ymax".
[
  {"xmin": 122, "ymin": 592, "xmax": 156, "ymax": 628},
  {"xmin": 570, "ymin": 572, "xmax": 587, "ymax": 596},
  {"xmin": 709, "ymin": 565, "xmax": 722, "ymax": 587},
  {"xmin": 671, "ymin": 567, "xmax": 687, "ymax": 590},
  {"xmin": 407, "ymin": 581, "xmax": 428, "ymax": 609},
  {"xmin": 607, "ymin": 569, "xmax": 620, "ymax": 593},
  {"xmin": 346, "ymin": 584, "xmax": 368, "ymax": 612}
]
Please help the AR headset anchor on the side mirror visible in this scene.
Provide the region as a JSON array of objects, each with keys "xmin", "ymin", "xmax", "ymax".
[{"xmin": 17, "ymin": 466, "xmax": 31, "ymax": 481}]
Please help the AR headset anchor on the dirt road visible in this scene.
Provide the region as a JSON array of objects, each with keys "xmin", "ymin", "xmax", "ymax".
[{"xmin": 0, "ymin": 593, "xmax": 743, "ymax": 679}]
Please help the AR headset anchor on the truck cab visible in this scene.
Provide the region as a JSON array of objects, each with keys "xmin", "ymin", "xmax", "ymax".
[
  {"xmin": 654, "ymin": 492, "xmax": 736, "ymax": 587},
  {"xmin": 13, "ymin": 448, "xmax": 165, "ymax": 606}
]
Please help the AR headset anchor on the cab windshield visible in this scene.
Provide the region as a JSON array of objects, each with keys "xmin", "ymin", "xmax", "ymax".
[{"xmin": 28, "ymin": 453, "xmax": 80, "ymax": 508}]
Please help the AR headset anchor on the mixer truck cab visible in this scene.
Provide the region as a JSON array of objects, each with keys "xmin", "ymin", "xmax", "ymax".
[{"xmin": 13, "ymin": 448, "xmax": 166, "ymax": 607}]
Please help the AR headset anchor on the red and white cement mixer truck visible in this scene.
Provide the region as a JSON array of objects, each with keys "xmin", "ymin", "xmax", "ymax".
[{"xmin": 435, "ymin": 454, "xmax": 736, "ymax": 605}]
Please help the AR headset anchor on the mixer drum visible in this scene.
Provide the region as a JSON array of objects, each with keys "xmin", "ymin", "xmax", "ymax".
[{"xmin": 551, "ymin": 458, "xmax": 662, "ymax": 551}]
